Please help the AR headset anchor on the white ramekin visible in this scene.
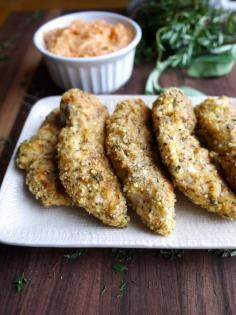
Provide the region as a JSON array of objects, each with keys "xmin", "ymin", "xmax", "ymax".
[{"xmin": 33, "ymin": 11, "xmax": 142, "ymax": 93}]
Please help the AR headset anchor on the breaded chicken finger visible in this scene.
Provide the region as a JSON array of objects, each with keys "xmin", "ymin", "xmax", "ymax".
[
  {"xmin": 16, "ymin": 110, "xmax": 72, "ymax": 207},
  {"xmin": 152, "ymin": 88, "xmax": 236, "ymax": 219},
  {"xmin": 195, "ymin": 97, "xmax": 236, "ymax": 191},
  {"xmin": 57, "ymin": 89, "xmax": 129, "ymax": 227},
  {"xmin": 106, "ymin": 99, "xmax": 176, "ymax": 236}
]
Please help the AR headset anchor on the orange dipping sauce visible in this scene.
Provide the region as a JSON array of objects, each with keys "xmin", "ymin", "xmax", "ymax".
[{"xmin": 44, "ymin": 19, "xmax": 134, "ymax": 58}]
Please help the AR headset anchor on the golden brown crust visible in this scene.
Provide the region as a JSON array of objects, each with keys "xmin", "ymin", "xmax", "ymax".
[
  {"xmin": 216, "ymin": 150, "xmax": 236, "ymax": 192},
  {"xmin": 16, "ymin": 110, "xmax": 72, "ymax": 207},
  {"xmin": 106, "ymin": 99, "xmax": 176, "ymax": 236},
  {"xmin": 195, "ymin": 97, "xmax": 236, "ymax": 191},
  {"xmin": 57, "ymin": 89, "xmax": 129, "ymax": 227},
  {"xmin": 152, "ymin": 88, "xmax": 236, "ymax": 220}
]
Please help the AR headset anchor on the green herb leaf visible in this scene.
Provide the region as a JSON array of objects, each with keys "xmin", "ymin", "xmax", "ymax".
[
  {"xmin": 187, "ymin": 53, "xmax": 236, "ymax": 78},
  {"xmin": 112, "ymin": 263, "xmax": 128, "ymax": 273},
  {"xmin": 144, "ymin": 59, "xmax": 205, "ymax": 96},
  {"xmin": 208, "ymin": 249, "xmax": 236, "ymax": 257},
  {"xmin": 160, "ymin": 249, "xmax": 184, "ymax": 260},
  {"xmin": 64, "ymin": 249, "xmax": 86, "ymax": 260},
  {"xmin": 13, "ymin": 273, "xmax": 27, "ymax": 292},
  {"xmin": 145, "ymin": 59, "xmax": 171, "ymax": 94}
]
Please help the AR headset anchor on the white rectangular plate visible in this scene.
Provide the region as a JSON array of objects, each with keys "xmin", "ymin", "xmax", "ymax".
[{"xmin": 0, "ymin": 95, "xmax": 236, "ymax": 248}]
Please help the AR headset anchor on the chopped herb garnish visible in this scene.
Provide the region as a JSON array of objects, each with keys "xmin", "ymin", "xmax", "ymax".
[
  {"xmin": 160, "ymin": 249, "xmax": 184, "ymax": 260},
  {"xmin": 0, "ymin": 137, "xmax": 12, "ymax": 147},
  {"xmin": 101, "ymin": 284, "xmax": 107, "ymax": 296},
  {"xmin": 112, "ymin": 249, "xmax": 132, "ymax": 263},
  {"xmin": 208, "ymin": 249, "xmax": 236, "ymax": 257},
  {"xmin": 0, "ymin": 36, "xmax": 17, "ymax": 51},
  {"xmin": 0, "ymin": 42, "xmax": 10, "ymax": 49},
  {"xmin": 117, "ymin": 281, "xmax": 126, "ymax": 298},
  {"xmin": 25, "ymin": 10, "xmax": 44, "ymax": 25},
  {"xmin": 31, "ymin": 10, "xmax": 44, "ymax": 21},
  {"xmin": 64, "ymin": 249, "xmax": 86, "ymax": 260},
  {"xmin": 13, "ymin": 273, "xmax": 27, "ymax": 292},
  {"xmin": 0, "ymin": 54, "xmax": 9, "ymax": 61},
  {"xmin": 112, "ymin": 263, "xmax": 128, "ymax": 273}
]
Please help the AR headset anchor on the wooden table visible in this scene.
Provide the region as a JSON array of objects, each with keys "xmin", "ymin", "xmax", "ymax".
[{"xmin": 0, "ymin": 11, "xmax": 236, "ymax": 315}]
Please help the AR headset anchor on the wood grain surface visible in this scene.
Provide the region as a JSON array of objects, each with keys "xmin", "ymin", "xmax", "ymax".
[{"xmin": 0, "ymin": 11, "xmax": 236, "ymax": 315}]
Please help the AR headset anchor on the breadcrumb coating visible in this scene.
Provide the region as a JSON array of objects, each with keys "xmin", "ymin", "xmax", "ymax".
[
  {"xmin": 106, "ymin": 99, "xmax": 176, "ymax": 236},
  {"xmin": 152, "ymin": 88, "xmax": 236, "ymax": 219},
  {"xmin": 57, "ymin": 89, "xmax": 129, "ymax": 227},
  {"xmin": 195, "ymin": 97, "xmax": 236, "ymax": 191},
  {"xmin": 16, "ymin": 110, "xmax": 72, "ymax": 207}
]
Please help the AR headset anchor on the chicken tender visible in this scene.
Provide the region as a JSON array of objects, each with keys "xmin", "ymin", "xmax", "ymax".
[
  {"xmin": 195, "ymin": 97, "xmax": 236, "ymax": 191},
  {"xmin": 152, "ymin": 88, "xmax": 236, "ymax": 219},
  {"xmin": 106, "ymin": 99, "xmax": 176, "ymax": 236},
  {"xmin": 216, "ymin": 150, "xmax": 236, "ymax": 192},
  {"xmin": 16, "ymin": 110, "xmax": 72, "ymax": 207},
  {"xmin": 57, "ymin": 89, "xmax": 129, "ymax": 228}
]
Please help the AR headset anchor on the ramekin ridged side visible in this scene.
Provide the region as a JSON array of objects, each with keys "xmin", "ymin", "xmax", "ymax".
[{"xmin": 44, "ymin": 50, "xmax": 135, "ymax": 93}]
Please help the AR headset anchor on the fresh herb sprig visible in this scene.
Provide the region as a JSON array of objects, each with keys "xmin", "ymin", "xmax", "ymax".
[
  {"xmin": 133, "ymin": 0, "xmax": 236, "ymax": 95},
  {"xmin": 64, "ymin": 249, "xmax": 86, "ymax": 260},
  {"xmin": 13, "ymin": 273, "xmax": 27, "ymax": 292}
]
